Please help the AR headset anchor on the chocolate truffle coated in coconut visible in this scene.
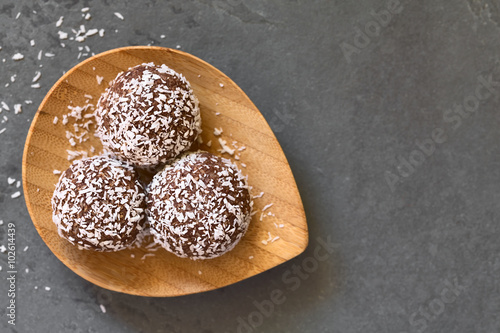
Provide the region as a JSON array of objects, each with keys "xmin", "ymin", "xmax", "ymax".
[
  {"xmin": 95, "ymin": 62, "xmax": 201, "ymax": 167},
  {"xmin": 51, "ymin": 156, "xmax": 147, "ymax": 251},
  {"xmin": 147, "ymin": 151, "xmax": 252, "ymax": 260}
]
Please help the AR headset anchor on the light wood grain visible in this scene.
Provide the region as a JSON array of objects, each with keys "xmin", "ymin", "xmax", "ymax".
[{"xmin": 22, "ymin": 46, "xmax": 308, "ymax": 297}]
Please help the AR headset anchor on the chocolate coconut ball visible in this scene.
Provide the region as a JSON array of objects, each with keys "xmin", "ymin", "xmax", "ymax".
[
  {"xmin": 147, "ymin": 151, "xmax": 253, "ymax": 260},
  {"xmin": 51, "ymin": 156, "xmax": 147, "ymax": 251},
  {"xmin": 95, "ymin": 62, "xmax": 201, "ymax": 167}
]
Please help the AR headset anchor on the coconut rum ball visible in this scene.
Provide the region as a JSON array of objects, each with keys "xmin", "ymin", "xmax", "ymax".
[
  {"xmin": 51, "ymin": 156, "xmax": 147, "ymax": 251},
  {"xmin": 95, "ymin": 62, "xmax": 201, "ymax": 167},
  {"xmin": 147, "ymin": 151, "xmax": 253, "ymax": 260}
]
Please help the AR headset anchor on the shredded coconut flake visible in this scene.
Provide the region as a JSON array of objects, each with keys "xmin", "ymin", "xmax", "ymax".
[
  {"xmin": 58, "ymin": 31, "xmax": 68, "ymax": 40},
  {"xmin": 32, "ymin": 71, "xmax": 42, "ymax": 82},
  {"xmin": 252, "ymin": 192, "xmax": 264, "ymax": 199},
  {"xmin": 86, "ymin": 29, "xmax": 98, "ymax": 37},
  {"xmin": 218, "ymin": 138, "xmax": 235, "ymax": 155},
  {"xmin": 56, "ymin": 16, "xmax": 64, "ymax": 27},
  {"xmin": 141, "ymin": 253, "xmax": 155, "ymax": 260},
  {"xmin": 262, "ymin": 203, "xmax": 273, "ymax": 211}
]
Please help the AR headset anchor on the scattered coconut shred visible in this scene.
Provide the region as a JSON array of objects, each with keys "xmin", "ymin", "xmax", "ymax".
[
  {"xmin": 0, "ymin": 6, "xmax": 113, "ymax": 151},
  {"xmin": 211, "ymin": 126, "xmax": 247, "ymax": 161},
  {"xmin": 53, "ymin": 96, "xmax": 100, "ymax": 160},
  {"xmin": 261, "ymin": 232, "xmax": 280, "ymax": 246},
  {"xmin": 137, "ymin": 242, "xmax": 162, "ymax": 261},
  {"xmin": 12, "ymin": 53, "xmax": 24, "ymax": 61},
  {"xmin": 51, "ymin": 7, "xmax": 107, "ymax": 59}
]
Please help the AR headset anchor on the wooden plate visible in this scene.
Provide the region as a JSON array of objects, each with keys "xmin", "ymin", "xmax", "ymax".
[{"xmin": 22, "ymin": 46, "xmax": 308, "ymax": 296}]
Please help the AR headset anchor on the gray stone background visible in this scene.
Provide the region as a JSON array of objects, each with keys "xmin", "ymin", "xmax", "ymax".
[{"xmin": 0, "ymin": 0, "xmax": 499, "ymax": 332}]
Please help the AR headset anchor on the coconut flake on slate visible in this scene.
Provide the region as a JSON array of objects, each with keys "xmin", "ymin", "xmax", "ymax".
[
  {"xmin": 56, "ymin": 16, "xmax": 64, "ymax": 27},
  {"xmin": 32, "ymin": 71, "xmax": 42, "ymax": 82},
  {"xmin": 12, "ymin": 53, "xmax": 24, "ymax": 61},
  {"xmin": 58, "ymin": 31, "xmax": 68, "ymax": 39}
]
